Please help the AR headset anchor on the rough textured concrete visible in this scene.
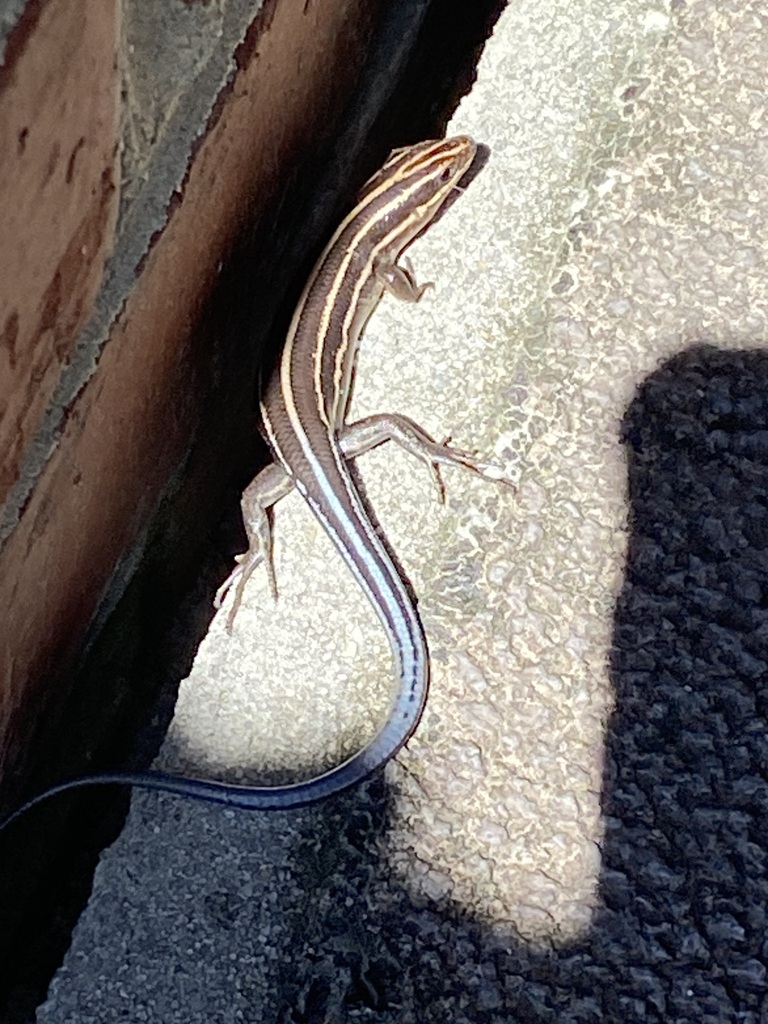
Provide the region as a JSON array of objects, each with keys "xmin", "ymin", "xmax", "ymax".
[{"xmin": 32, "ymin": 0, "xmax": 768, "ymax": 1020}]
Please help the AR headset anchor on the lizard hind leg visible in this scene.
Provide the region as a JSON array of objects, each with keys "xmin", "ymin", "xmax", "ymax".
[{"xmin": 215, "ymin": 461, "xmax": 294, "ymax": 630}]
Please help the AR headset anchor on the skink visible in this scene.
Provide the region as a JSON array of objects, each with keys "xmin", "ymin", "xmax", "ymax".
[{"xmin": 0, "ymin": 135, "xmax": 508, "ymax": 831}]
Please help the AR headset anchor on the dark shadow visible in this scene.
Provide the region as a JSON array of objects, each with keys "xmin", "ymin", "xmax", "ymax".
[{"xmin": 264, "ymin": 344, "xmax": 768, "ymax": 1022}]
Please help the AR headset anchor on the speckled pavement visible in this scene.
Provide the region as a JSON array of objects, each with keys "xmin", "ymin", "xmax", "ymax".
[{"xmin": 36, "ymin": 1, "xmax": 768, "ymax": 1020}]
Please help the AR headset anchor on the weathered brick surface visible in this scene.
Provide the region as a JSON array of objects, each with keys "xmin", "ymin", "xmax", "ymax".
[
  {"xmin": 0, "ymin": 0, "xmax": 383, "ymax": 795},
  {"xmin": 0, "ymin": 0, "xmax": 119, "ymax": 504}
]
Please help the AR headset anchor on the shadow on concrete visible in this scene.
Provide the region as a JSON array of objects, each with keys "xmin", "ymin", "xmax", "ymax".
[
  {"xmin": 263, "ymin": 344, "xmax": 768, "ymax": 1023},
  {"xmin": 3, "ymin": 345, "xmax": 768, "ymax": 1021}
]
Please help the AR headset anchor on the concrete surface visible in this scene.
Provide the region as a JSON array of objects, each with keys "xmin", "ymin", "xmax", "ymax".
[{"xmin": 35, "ymin": 0, "xmax": 768, "ymax": 1020}]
